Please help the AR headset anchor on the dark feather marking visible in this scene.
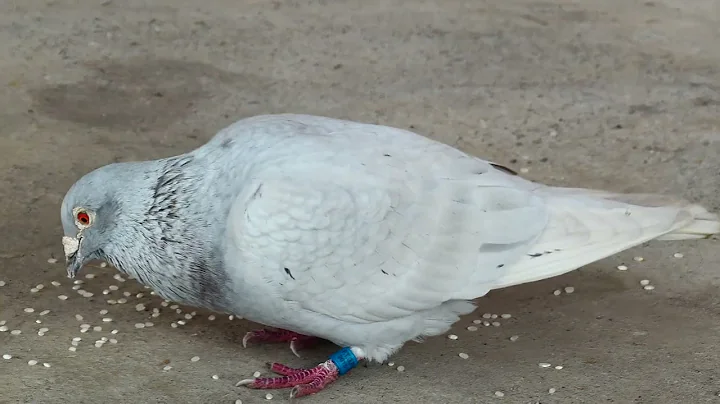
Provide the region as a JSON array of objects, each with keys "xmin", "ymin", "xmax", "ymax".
[
  {"xmin": 284, "ymin": 267, "xmax": 296, "ymax": 280},
  {"xmin": 381, "ymin": 269, "xmax": 389, "ymax": 275},
  {"xmin": 490, "ymin": 163, "xmax": 518, "ymax": 176},
  {"xmin": 141, "ymin": 155, "xmax": 231, "ymax": 311},
  {"xmin": 528, "ymin": 252, "xmax": 543, "ymax": 258},
  {"xmin": 497, "ymin": 264, "xmax": 504, "ymax": 268}
]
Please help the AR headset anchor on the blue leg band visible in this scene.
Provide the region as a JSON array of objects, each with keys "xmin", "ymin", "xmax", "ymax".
[{"xmin": 328, "ymin": 347, "xmax": 359, "ymax": 376}]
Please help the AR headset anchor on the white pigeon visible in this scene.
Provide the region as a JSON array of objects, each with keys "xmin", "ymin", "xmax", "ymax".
[{"xmin": 60, "ymin": 114, "xmax": 720, "ymax": 398}]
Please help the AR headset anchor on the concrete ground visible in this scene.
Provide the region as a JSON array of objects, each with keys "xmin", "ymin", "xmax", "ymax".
[{"xmin": 1, "ymin": 0, "xmax": 719, "ymax": 402}]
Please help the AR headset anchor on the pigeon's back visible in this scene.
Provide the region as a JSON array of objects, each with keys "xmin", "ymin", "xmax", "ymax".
[{"xmin": 198, "ymin": 114, "xmax": 718, "ymax": 360}]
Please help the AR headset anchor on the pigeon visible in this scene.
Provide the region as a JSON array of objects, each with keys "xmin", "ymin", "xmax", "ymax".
[{"xmin": 60, "ymin": 113, "xmax": 720, "ymax": 398}]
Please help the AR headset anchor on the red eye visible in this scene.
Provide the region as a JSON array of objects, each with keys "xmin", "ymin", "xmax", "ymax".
[{"xmin": 77, "ymin": 211, "xmax": 90, "ymax": 225}]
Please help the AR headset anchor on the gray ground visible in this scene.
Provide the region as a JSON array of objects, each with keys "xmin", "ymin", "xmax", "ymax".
[{"xmin": 1, "ymin": 0, "xmax": 719, "ymax": 403}]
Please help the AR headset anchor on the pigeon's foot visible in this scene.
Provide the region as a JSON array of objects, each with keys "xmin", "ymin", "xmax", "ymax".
[
  {"xmin": 242, "ymin": 328, "xmax": 320, "ymax": 357},
  {"xmin": 237, "ymin": 347, "xmax": 363, "ymax": 398}
]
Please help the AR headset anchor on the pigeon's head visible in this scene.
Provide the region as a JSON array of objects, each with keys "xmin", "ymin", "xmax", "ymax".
[{"xmin": 60, "ymin": 163, "xmax": 141, "ymax": 279}]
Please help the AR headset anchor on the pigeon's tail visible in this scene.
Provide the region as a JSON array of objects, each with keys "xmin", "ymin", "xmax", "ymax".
[{"xmin": 491, "ymin": 187, "xmax": 720, "ymax": 290}]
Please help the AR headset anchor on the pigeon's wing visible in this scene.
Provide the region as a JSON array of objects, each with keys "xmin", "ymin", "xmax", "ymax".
[{"xmin": 225, "ymin": 132, "xmax": 549, "ymax": 324}]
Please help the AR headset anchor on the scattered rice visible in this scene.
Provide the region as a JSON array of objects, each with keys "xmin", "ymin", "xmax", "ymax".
[
  {"xmin": 640, "ymin": 280, "xmax": 650, "ymax": 286},
  {"xmin": 564, "ymin": 286, "xmax": 575, "ymax": 294},
  {"xmin": 549, "ymin": 388, "xmax": 556, "ymax": 394},
  {"xmin": 212, "ymin": 375, "xmax": 220, "ymax": 380},
  {"xmin": 617, "ymin": 265, "xmax": 628, "ymax": 271},
  {"xmin": 265, "ymin": 393, "xmax": 273, "ymax": 400},
  {"xmin": 494, "ymin": 391, "xmax": 505, "ymax": 397},
  {"xmin": 191, "ymin": 356, "xmax": 200, "ymax": 362},
  {"xmin": 673, "ymin": 253, "xmax": 684, "ymax": 258},
  {"xmin": 458, "ymin": 352, "xmax": 469, "ymax": 359},
  {"xmin": 447, "ymin": 334, "xmax": 458, "ymax": 340}
]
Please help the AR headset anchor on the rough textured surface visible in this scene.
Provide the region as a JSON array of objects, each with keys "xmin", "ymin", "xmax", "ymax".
[{"xmin": 0, "ymin": 0, "xmax": 719, "ymax": 403}]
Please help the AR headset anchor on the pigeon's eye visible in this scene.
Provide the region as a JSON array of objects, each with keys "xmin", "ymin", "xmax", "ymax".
[{"xmin": 76, "ymin": 211, "xmax": 90, "ymax": 225}]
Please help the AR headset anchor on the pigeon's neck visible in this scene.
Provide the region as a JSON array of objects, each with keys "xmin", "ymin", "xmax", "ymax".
[{"xmin": 104, "ymin": 154, "xmax": 235, "ymax": 311}]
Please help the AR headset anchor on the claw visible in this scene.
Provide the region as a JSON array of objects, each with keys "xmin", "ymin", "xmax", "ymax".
[{"xmin": 241, "ymin": 328, "xmax": 320, "ymax": 356}]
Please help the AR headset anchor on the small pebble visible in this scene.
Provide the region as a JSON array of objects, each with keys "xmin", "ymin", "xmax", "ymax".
[
  {"xmin": 634, "ymin": 256, "xmax": 644, "ymax": 262},
  {"xmin": 99, "ymin": 309, "xmax": 108, "ymax": 315},
  {"xmin": 39, "ymin": 327, "xmax": 49, "ymax": 333},
  {"xmin": 555, "ymin": 365, "xmax": 563, "ymax": 370},
  {"xmin": 145, "ymin": 322, "xmax": 154, "ymax": 327},
  {"xmin": 85, "ymin": 274, "xmax": 96, "ymax": 279},
  {"xmin": 640, "ymin": 279, "xmax": 650, "ymax": 286},
  {"xmin": 10, "ymin": 330, "xmax": 22, "ymax": 335},
  {"xmin": 2, "ymin": 354, "xmax": 12, "ymax": 359},
  {"xmin": 264, "ymin": 393, "xmax": 273, "ymax": 400},
  {"xmin": 39, "ymin": 310, "xmax": 50, "ymax": 316},
  {"xmin": 43, "ymin": 363, "xmax": 51, "ymax": 368},
  {"xmin": 500, "ymin": 314, "xmax": 512, "ymax": 319},
  {"xmin": 673, "ymin": 252, "xmax": 684, "ymax": 258},
  {"xmin": 483, "ymin": 321, "xmax": 491, "ymax": 326},
  {"xmin": 177, "ymin": 320, "xmax": 186, "ymax": 325},
  {"xmin": 253, "ymin": 371, "xmax": 261, "ymax": 378},
  {"xmin": 163, "ymin": 365, "xmax": 172, "ymax": 371},
  {"xmin": 72, "ymin": 337, "xmax": 82, "ymax": 342},
  {"xmin": 134, "ymin": 323, "xmax": 145, "ymax": 329},
  {"xmin": 447, "ymin": 334, "xmax": 458, "ymax": 340},
  {"xmin": 0, "ymin": 281, "xmax": 5, "ymax": 287},
  {"xmin": 135, "ymin": 304, "xmax": 146, "ymax": 312},
  {"xmin": 644, "ymin": 285, "xmax": 655, "ymax": 291},
  {"xmin": 109, "ymin": 339, "xmax": 118, "ymax": 344},
  {"xmin": 47, "ymin": 258, "xmax": 58, "ymax": 264},
  {"xmin": 35, "ymin": 284, "xmax": 44, "ymax": 290},
  {"xmin": 458, "ymin": 352, "xmax": 469, "ymax": 359},
  {"xmin": 117, "ymin": 298, "xmax": 127, "ymax": 304},
  {"xmin": 68, "ymin": 346, "xmax": 77, "ymax": 352},
  {"xmin": 491, "ymin": 322, "xmax": 501, "ymax": 327},
  {"xmin": 75, "ymin": 314, "xmax": 84, "ymax": 321},
  {"xmin": 111, "ymin": 329, "xmax": 118, "ymax": 334},
  {"xmin": 24, "ymin": 308, "xmax": 35, "ymax": 313},
  {"xmin": 0, "ymin": 326, "xmax": 8, "ymax": 332},
  {"xmin": 494, "ymin": 391, "xmax": 505, "ymax": 397},
  {"xmin": 553, "ymin": 289, "xmax": 562, "ymax": 296},
  {"xmin": 467, "ymin": 326, "xmax": 478, "ymax": 331},
  {"xmin": 73, "ymin": 280, "xmax": 84, "ymax": 285},
  {"xmin": 549, "ymin": 388, "xmax": 556, "ymax": 394},
  {"xmin": 490, "ymin": 314, "xmax": 498, "ymax": 319},
  {"xmin": 93, "ymin": 326, "xmax": 102, "ymax": 332},
  {"xmin": 72, "ymin": 285, "xmax": 81, "ymax": 290},
  {"xmin": 170, "ymin": 305, "xmax": 179, "ymax": 310},
  {"xmin": 235, "ymin": 400, "xmax": 243, "ymax": 404},
  {"xmin": 212, "ymin": 375, "xmax": 220, "ymax": 380},
  {"xmin": 0, "ymin": 321, "xmax": 4, "ymax": 326},
  {"xmin": 102, "ymin": 318, "xmax": 112, "ymax": 323},
  {"xmin": 28, "ymin": 360, "xmax": 38, "ymax": 366},
  {"xmin": 617, "ymin": 265, "xmax": 628, "ymax": 271},
  {"xmin": 208, "ymin": 315, "xmax": 216, "ymax": 321},
  {"xmin": 539, "ymin": 362, "xmax": 552, "ymax": 368},
  {"xmin": 472, "ymin": 319, "xmax": 482, "ymax": 324},
  {"xmin": 229, "ymin": 315, "xmax": 235, "ymax": 320},
  {"xmin": 396, "ymin": 365, "xmax": 405, "ymax": 372},
  {"xmin": 509, "ymin": 335, "xmax": 519, "ymax": 341},
  {"xmin": 30, "ymin": 288, "xmax": 39, "ymax": 293},
  {"xmin": 58, "ymin": 295, "xmax": 68, "ymax": 300},
  {"xmin": 51, "ymin": 281, "xmax": 61, "ymax": 287},
  {"xmin": 171, "ymin": 322, "xmax": 178, "ymax": 328},
  {"xmin": 136, "ymin": 293, "xmax": 144, "ymax": 298},
  {"xmin": 191, "ymin": 356, "xmax": 200, "ymax": 362},
  {"xmin": 109, "ymin": 285, "xmax": 119, "ymax": 291},
  {"xmin": 100, "ymin": 262, "xmax": 108, "ymax": 268},
  {"xmin": 564, "ymin": 286, "xmax": 575, "ymax": 294},
  {"xmin": 387, "ymin": 362, "xmax": 395, "ymax": 367},
  {"xmin": 482, "ymin": 313, "xmax": 491, "ymax": 319}
]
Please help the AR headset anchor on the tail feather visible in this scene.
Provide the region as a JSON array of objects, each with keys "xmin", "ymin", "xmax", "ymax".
[{"xmin": 491, "ymin": 188, "xmax": 719, "ymax": 290}]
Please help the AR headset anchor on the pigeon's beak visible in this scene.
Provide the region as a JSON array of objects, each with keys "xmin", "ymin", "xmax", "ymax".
[
  {"xmin": 62, "ymin": 236, "xmax": 83, "ymax": 279},
  {"xmin": 66, "ymin": 251, "xmax": 83, "ymax": 279}
]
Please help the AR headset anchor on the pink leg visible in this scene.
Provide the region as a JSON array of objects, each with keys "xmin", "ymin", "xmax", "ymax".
[
  {"xmin": 237, "ymin": 347, "xmax": 363, "ymax": 398},
  {"xmin": 237, "ymin": 360, "xmax": 339, "ymax": 398},
  {"xmin": 242, "ymin": 328, "xmax": 321, "ymax": 357}
]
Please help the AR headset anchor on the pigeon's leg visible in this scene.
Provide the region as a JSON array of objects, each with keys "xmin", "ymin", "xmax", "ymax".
[
  {"xmin": 242, "ymin": 328, "xmax": 321, "ymax": 357},
  {"xmin": 237, "ymin": 346, "xmax": 363, "ymax": 398}
]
